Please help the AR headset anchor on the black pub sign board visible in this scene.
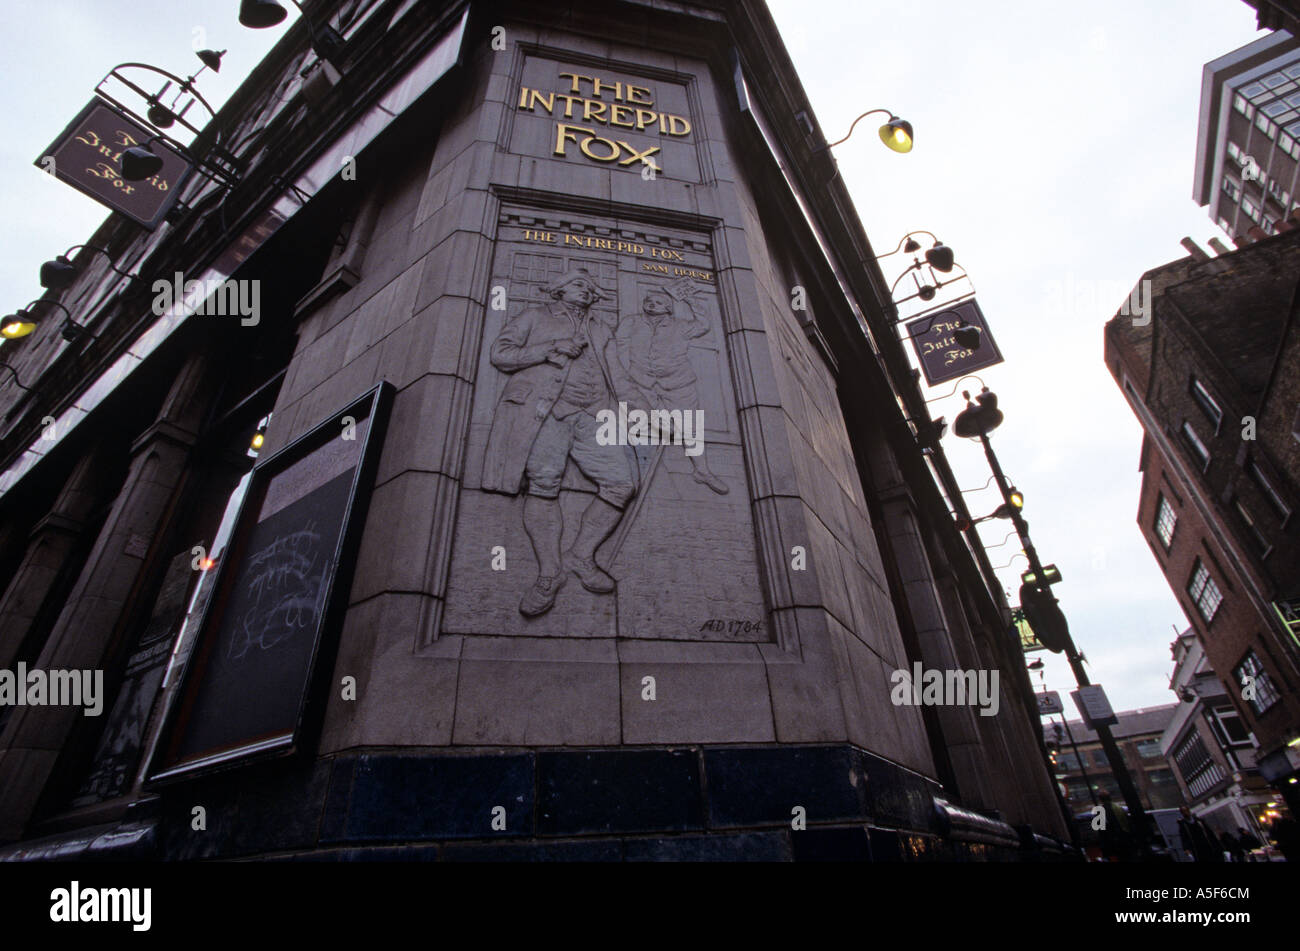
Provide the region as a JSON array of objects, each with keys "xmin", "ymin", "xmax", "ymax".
[
  {"xmin": 36, "ymin": 98, "xmax": 190, "ymax": 230},
  {"xmin": 904, "ymin": 298, "xmax": 1004, "ymax": 386}
]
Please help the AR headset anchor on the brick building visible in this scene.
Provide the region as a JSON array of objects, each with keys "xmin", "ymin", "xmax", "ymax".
[
  {"xmin": 1045, "ymin": 705, "xmax": 1185, "ymax": 815},
  {"xmin": 1104, "ymin": 226, "xmax": 1300, "ymax": 814},
  {"xmin": 0, "ymin": 0, "xmax": 1069, "ymax": 860},
  {"xmin": 1162, "ymin": 629, "xmax": 1279, "ymax": 840}
]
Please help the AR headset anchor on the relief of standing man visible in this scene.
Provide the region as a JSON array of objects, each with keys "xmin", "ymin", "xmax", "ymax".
[{"xmin": 481, "ymin": 268, "xmax": 653, "ymax": 617}]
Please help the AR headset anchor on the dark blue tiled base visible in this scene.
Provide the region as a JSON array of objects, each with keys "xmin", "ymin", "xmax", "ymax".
[
  {"xmin": 3, "ymin": 744, "xmax": 1076, "ymax": 861},
  {"xmin": 538, "ymin": 749, "xmax": 703, "ymax": 836}
]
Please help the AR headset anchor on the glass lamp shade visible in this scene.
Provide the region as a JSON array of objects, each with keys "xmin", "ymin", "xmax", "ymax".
[
  {"xmin": 239, "ymin": 0, "xmax": 288, "ymax": 28},
  {"xmin": 879, "ymin": 117, "xmax": 913, "ymax": 153}
]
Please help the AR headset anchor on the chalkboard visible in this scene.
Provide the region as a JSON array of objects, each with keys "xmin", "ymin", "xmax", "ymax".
[{"xmin": 148, "ymin": 382, "xmax": 391, "ymax": 782}]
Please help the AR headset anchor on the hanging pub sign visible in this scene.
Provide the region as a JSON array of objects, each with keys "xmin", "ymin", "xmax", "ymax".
[
  {"xmin": 904, "ymin": 298, "xmax": 1004, "ymax": 387},
  {"xmin": 147, "ymin": 383, "xmax": 392, "ymax": 783},
  {"xmin": 35, "ymin": 98, "xmax": 191, "ymax": 230}
]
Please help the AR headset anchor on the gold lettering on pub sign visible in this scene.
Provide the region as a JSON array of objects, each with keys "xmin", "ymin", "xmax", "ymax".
[
  {"xmin": 517, "ymin": 72, "xmax": 692, "ymax": 172},
  {"xmin": 73, "ymin": 128, "xmax": 172, "ymax": 195},
  {"xmin": 918, "ymin": 318, "xmax": 975, "ymax": 367},
  {"xmin": 521, "ymin": 228, "xmax": 713, "ymax": 281}
]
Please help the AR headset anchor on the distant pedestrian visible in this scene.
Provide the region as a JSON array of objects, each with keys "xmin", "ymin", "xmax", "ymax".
[
  {"xmin": 1098, "ymin": 791, "xmax": 1135, "ymax": 861},
  {"xmin": 1271, "ymin": 817, "xmax": 1299, "ymax": 862},
  {"xmin": 1221, "ymin": 828, "xmax": 1243, "ymax": 862},
  {"xmin": 1177, "ymin": 806, "xmax": 1222, "ymax": 862},
  {"xmin": 1235, "ymin": 826, "xmax": 1260, "ymax": 862}
]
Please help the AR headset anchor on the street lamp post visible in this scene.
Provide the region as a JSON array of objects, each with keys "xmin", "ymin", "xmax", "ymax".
[{"xmin": 954, "ymin": 387, "xmax": 1155, "ymax": 855}]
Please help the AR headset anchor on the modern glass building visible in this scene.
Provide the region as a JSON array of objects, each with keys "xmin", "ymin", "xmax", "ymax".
[{"xmin": 1194, "ymin": 30, "xmax": 1300, "ymax": 241}]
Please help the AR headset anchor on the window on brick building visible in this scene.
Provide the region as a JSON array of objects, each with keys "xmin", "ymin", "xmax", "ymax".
[
  {"xmin": 1173, "ymin": 731, "xmax": 1226, "ymax": 798},
  {"xmin": 1135, "ymin": 737, "xmax": 1164, "ymax": 759},
  {"xmin": 1182, "ymin": 421, "xmax": 1211, "ymax": 471},
  {"xmin": 1187, "ymin": 559, "xmax": 1223, "ymax": 623},
  {"xmin": 1233, "ymin": 498, "xmax": 1269, "ymax": 555},
  {"xmin": 1246, "ymin": 458, "xmax": 1291, "ymax": 521},
  {"xmin": 1209, "ymin": 705, "xmax": 1252, "ymax": 746},
  {"xmin": 1233, "ymin": 651, "xmax": 1280, "ymax": 715},
  {"xmin": 1154, "ymin": 493, "xmax": 1177, "ymax": 549}
]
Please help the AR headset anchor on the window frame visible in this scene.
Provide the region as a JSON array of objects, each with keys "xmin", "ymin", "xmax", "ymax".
[
  {"xmin": 1233, "ymin": 496, "xmax": 1270, "ymax": 557},
  {"xmin": 1181, "ymin": 420, "xmax": 1211, "ymax": 472},
  {"xmin": 1246, "ymin": 458, "xmax": 1291, "ymax": 522},
  {"xmin": 1154, "ymin": 492, "xmax": 1177, "ymax": 550},
  {"xmin": 1233, "ymin": 650, "xmax": 1281, "ymax": 716},
  {"xmin": 1189, "ymin": 377, "xmax": 1223, "ymax": 432},
  {"xmin": 1187, "ymin": 558, "xmax": 1223, "ymax": 624}
]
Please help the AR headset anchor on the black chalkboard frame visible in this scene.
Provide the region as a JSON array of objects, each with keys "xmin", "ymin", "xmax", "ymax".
[{"xmin": 146, "ymin": 381, "xmax": 392, "ymax": 784}]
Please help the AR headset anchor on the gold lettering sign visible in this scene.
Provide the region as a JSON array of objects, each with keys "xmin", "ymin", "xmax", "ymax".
[
  {"xmin": 38, "ymin": 99, "xmax": 190, "ymax": 231},
  {"xmin": 517, "ymin": 71, "xmax": 692, "ymax": 173},
  {"xmin": 72, "ymin": 128, "xmax": 173, "ymax": 194},
  {"xmin": 519, "ymin": 228, "xmax": 713, "ymax": 281}
]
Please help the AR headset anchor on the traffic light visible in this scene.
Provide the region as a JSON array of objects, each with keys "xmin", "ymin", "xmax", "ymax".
[
  {"xmin": 1021, "ymin": 564, "xmax": 1062, "ymax": 586},
  {"xmin": 1008, "ymin": 488, "xmax": 1024, "ymax": 509},
  {"xmin": 1019, "ymin": 581, "xmax": 1069, "ymax": 653}
]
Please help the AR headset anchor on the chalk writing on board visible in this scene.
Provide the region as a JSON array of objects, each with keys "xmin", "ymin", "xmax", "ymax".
[{"xmin": 228, "ymin": 524, "xmax": 330, "ymax": 661}]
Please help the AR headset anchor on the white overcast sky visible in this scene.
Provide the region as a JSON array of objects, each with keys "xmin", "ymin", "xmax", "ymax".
[
  {"xmin": 766, "ymin": 0, "xmax": 1266, "ymax": 714},
  {"xmin": 0, "ymin": 2, "xmax": 1268, "ymax": 714}
]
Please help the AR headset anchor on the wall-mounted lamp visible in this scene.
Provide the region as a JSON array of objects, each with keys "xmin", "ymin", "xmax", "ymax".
[
  {"xmin": 815, "ymin": 108, "xmax": 913, "ymax": 153},
  {"xmin": 0, "ymin": 363, "xmax": 32, "ymax": 391},
  {"xmin": 979, "ymin": 530, "xmax": 1021, "ymax": 551},
  {"xmin": 958, "ymin": 474, "xmax": 997, "ymax": 494},
  {"xmin": 952, "ymin": 388, "xmax": 1004, "ymax": 438},
  {"xmin": 60, "ymin": 319, "xmax": 98, "ymax": 343},
  {"xmin": 1, "ymin": 311, "xmax": 38, "ymax": 340},
  {"xmin": 239, "ymin": 0, "xmax": 347, "ymax": 72},
  {"xmin": 878, "ymin": 231, "xmax": 954, "ymax": 271},
  {"xmin": 40, "ymin": 246, "xmax": 138, "ymax": 291},
  {"xmin": 120, "ymin": 135, "xmax": 167, "ymax": 181},
  {"xmin": 923, "ymin": 374, "xmax": 988, "ymax": 405},
  {"xmin": 2, "ymin": 299, "xmax": 73, "ymax": 340},
  {"xmin": 957, "ymin": 494, "xmax": 1024, "ymax": 530},
  {"xmin": 248, "ymin": 413, "xmax": 272, "ymax": 457},
  {"xmin": 994, "ymin": 551, "xmax": 1029, "ymax": 571},
  {"xmin": 902, "ymin": 413, "xmax": 948, "ymax": 449},
  {"xmin": 145, "ymin": 48, "xmax": 225, "ymax": 129}
]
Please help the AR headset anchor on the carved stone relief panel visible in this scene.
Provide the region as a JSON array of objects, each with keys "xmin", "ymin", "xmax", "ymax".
[{"xmin": 443, "ymin": 207, "xmax": 768, "ymax": 641}]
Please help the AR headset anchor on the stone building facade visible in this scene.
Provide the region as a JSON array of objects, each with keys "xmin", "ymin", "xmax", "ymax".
[
  {"xmin": 1104, "ymin": 226, "xmax": 1300, "ymax": 815},
  {"xmin": 0, "ymin": 0, "xmax": 1068, "ymax": 860}
]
